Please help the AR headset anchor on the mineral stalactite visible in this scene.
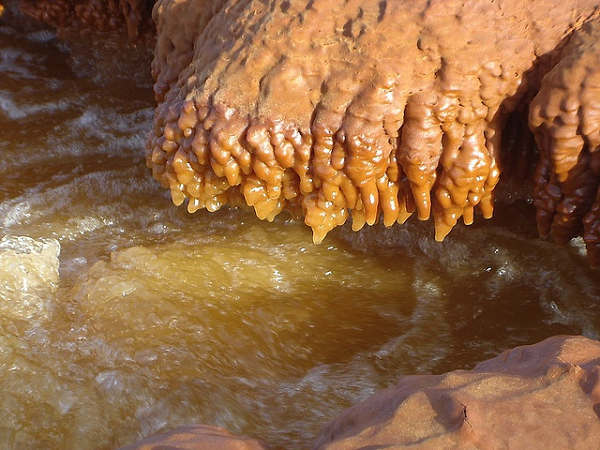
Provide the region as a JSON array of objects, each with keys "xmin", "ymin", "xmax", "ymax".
[
  {"xmin": 18, "ymin": 0, "xmax": 600, "ymax": 265},
  {"xmin": 145, "ymin": 0, "xmax": 600, "ymax": 265},
  {"xmin": 529, "ymin": 19, "xmax": 600, "ymax": 267},
  {"xmin": 19, "ymin": 0, "xmax": 155, "ymax": 42}
]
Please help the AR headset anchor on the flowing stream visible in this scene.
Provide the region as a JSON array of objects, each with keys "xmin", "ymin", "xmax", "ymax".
[{"xmin": 1, "ymin": 6, "xmax": 599, "ymax": 450}]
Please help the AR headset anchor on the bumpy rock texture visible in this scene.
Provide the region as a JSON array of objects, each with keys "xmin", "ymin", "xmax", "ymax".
[
  {"xmin": 313, "ymin": 335, "xmax": 600, "ymax": 450},
  {"xmin": 529, "ymin": 19, "xmax": 600, "ymax": 267},
  {"xmin": 146, "ymin": 0, "xmax": 600, "ymax": 264},
  {"xmin": 118, "ymin": 425, "xmax": 271, "ymax": 450},
  {"xmin": 19, "ymin": 0, "xmax": 155, "ymax": 42}
]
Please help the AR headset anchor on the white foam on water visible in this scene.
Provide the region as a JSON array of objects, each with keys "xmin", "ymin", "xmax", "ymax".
[
  {"xmin": 0, "ymin": 167, "xmax": 161, "ymax": 232},
  {"xmin": 0, "ymin": 235, "xmax": 60, "ymax": 320},
  {"xmin": 23, "ymin": 29, "xmax": 56, "ymax": 43},
  {"xmin": 0, "ymin": 47, "xmax": 37, "ymax": 77},
  {"xmin": 0, "ymin": 89, "xmax": 72, "ymax": 120}
]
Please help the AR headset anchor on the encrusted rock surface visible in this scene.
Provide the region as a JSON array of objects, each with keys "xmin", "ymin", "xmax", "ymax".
[
  {"xmin": 19, "ymin": 0, "xmax": 155, "ymax": 42},
  {"xmin": 17, "ymin": 0, "xmax": 600, "ymax": 263},
  {"xmin": 530, "ymin": 20, "xmax": 600, "ymax": 267},
  {"xmin": 147, "ymin": 0, "xmax": 600, "ymax": 263}
]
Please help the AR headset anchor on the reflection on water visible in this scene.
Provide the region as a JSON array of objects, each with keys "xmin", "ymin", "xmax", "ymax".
[{"xmin": 1, "ymin": 6, "xmax": 599, "ymax": 450}]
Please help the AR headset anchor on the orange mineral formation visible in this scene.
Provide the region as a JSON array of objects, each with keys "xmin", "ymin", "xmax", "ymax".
[
  {"xmin": 530, "ymin": 19, "xmax": 600, "ymax": 267},
  {"xmin": 146, "ymin": 0, "xmax": 600, "ymax": 264},
  {"xmin": 19, "ymin": 0, "xmax": 600, "ymax": 264},
  {"xmin": 19, "ymin": 0, "xmax": 155, "ymax": 42}
]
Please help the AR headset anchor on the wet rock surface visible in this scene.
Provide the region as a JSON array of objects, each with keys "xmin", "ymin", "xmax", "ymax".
[
  {"xmin": 119, "ymin": 335, "xmax": 600, "ymax": 450},
  {"xmin": 19, "ymin": 0, "xmax": 155, "ymax": 43},
  {"xmin": 118, "ymin": 425, "xmax": 271, "ymax": 450},
  {"xmin": 314, "ymin": 335, "xmax": 600, "ymax": 450}
]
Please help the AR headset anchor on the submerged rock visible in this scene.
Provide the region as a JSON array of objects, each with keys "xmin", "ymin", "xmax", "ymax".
[
  {"xmin": 118, "ymin": 424, "xmax": 271, "ymax": 450},
  {"xmin": 313, "ymin": 335, "xmax": 600, "ymax": 449}
]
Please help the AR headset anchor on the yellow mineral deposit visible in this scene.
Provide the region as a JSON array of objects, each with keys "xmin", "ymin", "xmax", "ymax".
[{"xmin": 146, "ymin": 0, "xmax": 600, "ymax": 265}]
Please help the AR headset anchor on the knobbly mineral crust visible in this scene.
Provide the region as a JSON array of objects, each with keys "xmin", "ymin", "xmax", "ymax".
[
  {"xmin": 17, "ymin": 0, "xmax": 600, "ymax": 263},
  {"xmin": 146, "ymin": 0, "xmax": 600, "ymax": 263},
  {"xmin": 19, "ymin": 0, "xmax": 155, "ymax": 42},
  {"xmin": 530, "ymin": 19, "xmax": 600, "ymax": 267}
]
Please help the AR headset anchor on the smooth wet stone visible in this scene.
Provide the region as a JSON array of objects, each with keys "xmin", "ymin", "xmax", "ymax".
[
  {"xmin": 119, "ymin": 336, "xmax": 600, "ymax": 450},
  {"xmin": 117, "ymin": 424, "xmax": 271, "ymax": 450},
  {"xmin": 313, "ymin": 335, "xmax": 600, "ymax": 450}
]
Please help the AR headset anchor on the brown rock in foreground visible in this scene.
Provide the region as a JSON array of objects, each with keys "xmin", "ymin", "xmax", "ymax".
[
  {"xmin": 313, "ymin": 335, "xmax": 600, "ymax": 450},
  {"xmin": 119, "ymin": 336, "xmax": 600, "ymax": 450},
  {"xmin": 118, "ymin": 424, "xmax": 271, "ymax": 450}
]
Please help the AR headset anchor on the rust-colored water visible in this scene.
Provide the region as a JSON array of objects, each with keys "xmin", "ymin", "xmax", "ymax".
[{"xmin": 1, "ymin": 7, "xmax": 599, "ymax": 450}]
